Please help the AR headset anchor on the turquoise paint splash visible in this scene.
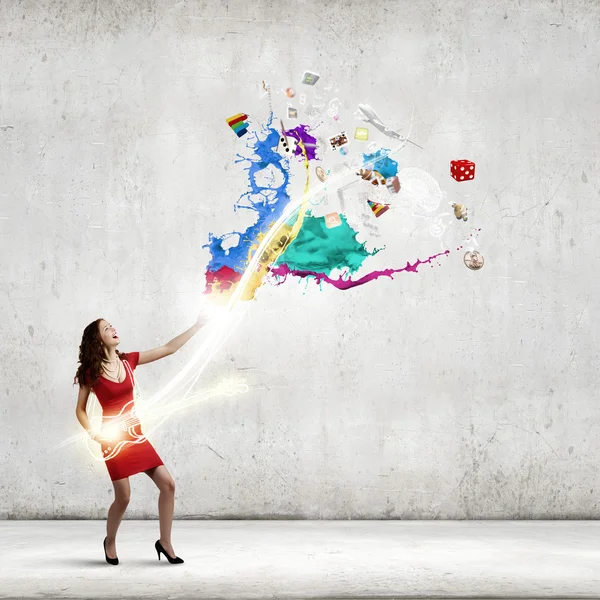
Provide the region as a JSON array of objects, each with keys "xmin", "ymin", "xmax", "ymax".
[{"xmin": 274, "ymin": 212, "xmax": 382, "ymax": 275}]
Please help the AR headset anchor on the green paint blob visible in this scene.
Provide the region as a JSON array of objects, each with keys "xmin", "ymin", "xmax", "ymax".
[{"xmin": 276, "ymin": 212, "xmax": 382, "ymax": 275}]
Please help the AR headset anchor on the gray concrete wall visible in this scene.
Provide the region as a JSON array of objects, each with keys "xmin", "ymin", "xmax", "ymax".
[{"xmin": 1, "ymin": 0, "xmax": 599, "ymax": 519}]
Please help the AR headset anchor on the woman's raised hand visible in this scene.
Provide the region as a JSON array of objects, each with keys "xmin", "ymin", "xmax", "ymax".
[{"xmin": 195, "ymin": 303, "xmax": 213, "ymax": 329}]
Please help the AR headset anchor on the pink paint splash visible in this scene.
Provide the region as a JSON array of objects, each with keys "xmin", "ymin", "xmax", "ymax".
[
  {"xmin": 203, "ymin": 265, "xmax": 242, "ymax": 294},
  {"xmin": 269, "ymin": 250, "xmax": 451, "ymax": 290}
]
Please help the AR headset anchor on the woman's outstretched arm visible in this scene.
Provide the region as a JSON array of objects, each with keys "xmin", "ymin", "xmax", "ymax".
[{"xmin": 138, "ymin": 310, "xmax": 208, "ymax": 365}]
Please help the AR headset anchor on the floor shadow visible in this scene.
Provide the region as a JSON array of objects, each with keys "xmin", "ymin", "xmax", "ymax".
[
  {"xmin": 62, "ymin": 559, "xmax": 108, "ymax": 568},
  {"xmin": 56, "ymin": 558, "xmax": 160, "ymax": 567}
]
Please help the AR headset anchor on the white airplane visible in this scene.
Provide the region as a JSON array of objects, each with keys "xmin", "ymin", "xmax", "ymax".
[{"xmin": 357, "ymin": 103, "xmax": 423, "ymax": 149}]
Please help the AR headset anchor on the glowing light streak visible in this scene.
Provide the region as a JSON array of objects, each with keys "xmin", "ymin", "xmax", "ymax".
[
  {"xmin": 83, "ymin": 380, "xmax": 250, "ymax": 462},
  {"xmin": 56, "ymin": 108, "xmax": 417, "ymax": 458}
]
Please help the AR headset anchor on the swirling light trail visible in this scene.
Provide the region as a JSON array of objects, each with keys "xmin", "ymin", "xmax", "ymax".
[{"xmin": 55, "ymin": 111, "xmax": 417, "ymax": 458}]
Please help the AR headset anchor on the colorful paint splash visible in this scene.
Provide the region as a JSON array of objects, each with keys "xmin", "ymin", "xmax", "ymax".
[
  {"xmin": 270, "ymin": 250, "xmax": 451, "ymax": 291},
  {"xmin": 204, "ymin": 265, "xmax": 242, "ymax": 295},
  {"xmin": 203, "ymin": 102, "xmax": 461, "ymax": 300},
  {"xmin": 203, "ymin": 113, "xmax": 318, "ymax": 301},
  {"xmin": 284, "ymin": 124, "xmax": 319, "ymax": 161},
  {"xmin": 274, "ymin": 212, "xmax": 381, "ymax": 274},
  {"xmin": 202, "ymin": 114, "xmax": 292, "ymax": 296},
  {"xmin": 362, "ymin": 149, "xmax": 398, "ymax": 179}
]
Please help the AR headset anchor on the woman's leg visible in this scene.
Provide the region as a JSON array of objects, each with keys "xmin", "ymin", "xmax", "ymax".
[
  {"xmin": 105, "ymin": 477, "xmax": 130, "ymax": 558},
  {"xmin": 145, "ymin": 465, "xmax": 177, "ymax": 557}
]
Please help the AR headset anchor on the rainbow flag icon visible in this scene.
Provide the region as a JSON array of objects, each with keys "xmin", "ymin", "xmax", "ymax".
[
  {"xmin": 367, "ymin": 199, "xmax": 390, "ymax": 218},
  {"xmin": 226, "ymin": 113, "xmax": 249, "ymax": 137}
]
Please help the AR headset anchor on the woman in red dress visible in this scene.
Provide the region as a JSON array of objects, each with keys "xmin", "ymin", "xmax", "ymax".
[{"xmin": 74, "ymin": 313, "xmax": 206, "ymax": 565}]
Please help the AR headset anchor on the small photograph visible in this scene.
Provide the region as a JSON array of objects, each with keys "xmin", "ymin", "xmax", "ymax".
[
  {"xmin": 328, "ymin": 131, "xmax": 349, "ymax": 150},
  {"xmin": 324, "ymin": 212, "xmax": 342, "ymax": 229},
  {"xmin": 385, "ymin": 175, "xmax": 401, "ymax": 194},
  {"xmin": 354, "ymin": 127, "xmax": 369, "ymax": 141},
  {"xmin": 301, "ymin": 71, "xmax": 320, "ymax": 85},
  {"xmin": 287, "ymin": 107, "xmax": 298, "ymax": 119}
]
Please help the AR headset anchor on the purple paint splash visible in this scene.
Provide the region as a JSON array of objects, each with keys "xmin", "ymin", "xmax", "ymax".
[
  {"xmin": 284, "ymin": 124, "xmax": 319, "ymax": 161},
  {"xmin": 269, "ymin": 250, "xmax": 451, "ymax": 290}
]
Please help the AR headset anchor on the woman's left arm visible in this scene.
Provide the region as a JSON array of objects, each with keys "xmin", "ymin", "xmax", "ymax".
[{"xmin": 138, "ymin": 312, "xmax": 208, "ymax": 366}]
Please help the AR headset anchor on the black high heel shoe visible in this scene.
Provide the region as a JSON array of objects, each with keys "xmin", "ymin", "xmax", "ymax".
[
  {"xmin": 103, "ymin": 537, "xmax": 119, "ymax": 565},
  {"xmin": 155, "ymin": 539, "xmax": 184, "ymax": 564}
]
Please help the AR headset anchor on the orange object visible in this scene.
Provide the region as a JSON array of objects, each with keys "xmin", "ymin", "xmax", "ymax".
[{"xmin": 324, "ymin": 212, "xmax": 342, "ymax": 228}]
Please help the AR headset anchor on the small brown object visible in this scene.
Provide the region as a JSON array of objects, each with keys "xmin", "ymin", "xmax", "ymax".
[
  {"xmin": 358, "ymin": 168, "xmax": 385, "ymax": 185},
  {"xmin": 464, "ymin": 250, "xmax": 484, "ymax": 270},
  {"xmin": 452, "ymin": 203, "xmax": 468, "ymax": 221}
]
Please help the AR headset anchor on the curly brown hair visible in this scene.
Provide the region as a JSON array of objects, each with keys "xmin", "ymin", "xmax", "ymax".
[{"xmin": 73, "ymin": 318, "xmax": 126, "ymax": 389}]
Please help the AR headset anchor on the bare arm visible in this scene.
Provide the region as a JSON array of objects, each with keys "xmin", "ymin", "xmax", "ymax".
[
  {"xmin": 75, "ymin": 384, "xmax": 98, "ymax": 440},
  {"xmin": 138, "ymin": 318, "xmax": 206, "ymax": 366}
]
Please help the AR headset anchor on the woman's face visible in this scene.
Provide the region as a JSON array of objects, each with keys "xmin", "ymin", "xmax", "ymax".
[{"xmin": 98, "ymin": 320, "xmax": 120, "ymax": 352}]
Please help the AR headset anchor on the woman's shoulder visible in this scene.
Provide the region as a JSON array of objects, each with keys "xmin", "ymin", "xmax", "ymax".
[{"xmin": 120, "ymin": 351, "xmax": 140, "ymax": 369}]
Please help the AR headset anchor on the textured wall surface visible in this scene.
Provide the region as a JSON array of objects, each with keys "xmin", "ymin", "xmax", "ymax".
[{"xmin": 1, "ymin": 0, "xmax": 599, "ymax": 519}]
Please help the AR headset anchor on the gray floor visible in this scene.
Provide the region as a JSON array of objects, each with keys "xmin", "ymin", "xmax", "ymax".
[{"xmin": 1, "ymin": 520, "xmax": 599, "ymax": 599}]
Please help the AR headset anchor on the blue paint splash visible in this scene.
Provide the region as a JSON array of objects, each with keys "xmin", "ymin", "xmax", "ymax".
[
  {"xmin": 363, "ymin": 148, "xmax": 398, "ymax": 179},
  {"xmin": 203, "ymin": 113, "xmax": 298, "ymax": 274}
]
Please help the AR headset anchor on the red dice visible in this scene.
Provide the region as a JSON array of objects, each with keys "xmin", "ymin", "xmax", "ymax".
[{"xmin": 450, "ymin": 159, "xmax": 475, "ymax": 181}]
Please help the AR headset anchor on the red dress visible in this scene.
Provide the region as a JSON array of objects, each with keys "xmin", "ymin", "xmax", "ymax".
[{"xmin": 91, "ymin": 352, "xmax": 164, "ymax": 481}]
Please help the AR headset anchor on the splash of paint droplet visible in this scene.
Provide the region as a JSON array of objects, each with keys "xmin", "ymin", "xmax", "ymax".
[{"xmin": 270, "ymin": 251, "xmax": 450, "ymax": 291}]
